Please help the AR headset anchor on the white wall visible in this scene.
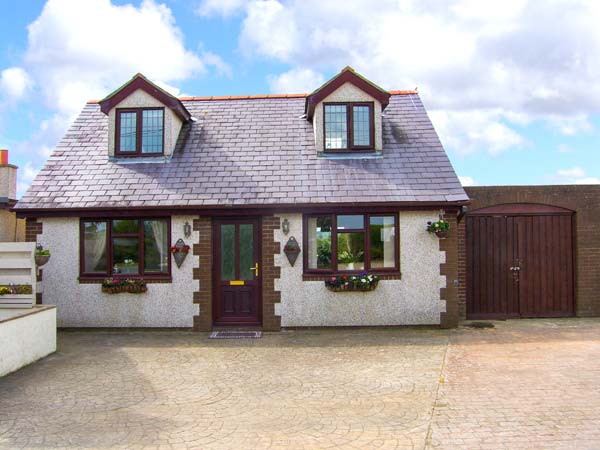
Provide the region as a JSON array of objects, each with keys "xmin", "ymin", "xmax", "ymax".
[
  {"xmin": 0, "ymin": 306, "xmax": 56, "ymax": 377},
  {"xmin": 38, "ymin": 216, "xmax": 198, "ymax": 327},
  {"xmin": 313, "ymin": 82, "xmax": 383, "ymax": 152},
  {"xmin": 274, "ymin": 212, "xmax": 446, "ymax": 326}
]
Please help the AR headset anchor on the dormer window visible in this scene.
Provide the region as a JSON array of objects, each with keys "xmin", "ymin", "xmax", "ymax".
[
  {"xmin": 115, "ymin": 108, "xmax": 164, "ymax": 156},
  {"xmin": 324, "ymin": 102, "xmax": 374, "ymax": 151}
]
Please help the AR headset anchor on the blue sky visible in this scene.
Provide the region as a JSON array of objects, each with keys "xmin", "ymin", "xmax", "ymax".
[{"xmin": 1, "ymin": 0, "xmax": 599, "ymax": 197}]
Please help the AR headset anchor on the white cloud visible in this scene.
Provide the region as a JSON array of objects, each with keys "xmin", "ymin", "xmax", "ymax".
[
  {"xmin": 16, "ymin": 162, "xmax": 40, "ymax": 198},
  {"xmin": 267, "ymin": 68, "xmax": 324, "ymax": 93},
  {"xmin": 556, "ymin": 167, "xmax": 585, "ymax": 178},
  {"xmin": 25, "ymin": 0, "xmax": 206, "ymax": 116},
  {"xmin": 196, "ymin": 0, "xmax": 248, "ymax": 17},
  {"xmin": 5, "ymin": 0, "xmax": 226, "ymax": 196},
  {"xmin": 557, "ymin": 144, "xmax": 574, "ymax": 153},
  {"xmin": 234, "ymin": 0, "xmax": 600, "ymax": 155},
  {"xmin": 0, "ymin": 67, "xmax": 33, "ymax": 100},
  {"xmin": 458, "ymin": 176, "xmax": 477, "ymax": 186},
  {"xmin": 575, "ymin": 177, "xmax": 600, "ymax": 184},
  {"xmin": 554, "ymin": 166, "xmax": 599, "ymax": 185}
]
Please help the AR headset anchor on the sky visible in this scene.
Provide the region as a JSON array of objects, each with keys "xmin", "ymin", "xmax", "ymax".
[{"xmin": 0, "ymin": 0, "xmax": 598, "ymax": 198}]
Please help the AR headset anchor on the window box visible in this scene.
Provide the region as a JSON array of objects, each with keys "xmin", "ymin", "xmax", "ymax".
[
  {"xmin": 101, "ymin": 278, "xmax": 148, "ymax": 294},
  {"xmin": 324, "ymin": 274, "xmax": 379, "ymax": 292}
]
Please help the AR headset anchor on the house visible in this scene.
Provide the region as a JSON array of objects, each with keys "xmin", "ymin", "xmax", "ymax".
[
  {"xmin": 14, "ymin": 67, "xmax": 469, "ymax": 330},
  {"xmin": 0, "ymin": 150, "xmax": 24, "ymax": 242}
]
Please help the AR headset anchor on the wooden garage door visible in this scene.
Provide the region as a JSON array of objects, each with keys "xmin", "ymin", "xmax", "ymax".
[{"xmin": 467, "ymin": 204, "xmax": 575, "ymax": 319}]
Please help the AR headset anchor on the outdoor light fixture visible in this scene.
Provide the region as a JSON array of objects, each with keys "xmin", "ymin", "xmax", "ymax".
[
  {"xmin": 282, "ymin": 218, "xmax": 290, "ymax": 235},
  {"xmin": 183, "ymin": 221, "xmax": 192, "ymax": 238}
]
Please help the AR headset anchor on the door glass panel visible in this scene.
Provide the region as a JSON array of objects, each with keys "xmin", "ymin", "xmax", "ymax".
[
  {"xmin": 239, "ymin": 223, "xmax": 254, "ymax": 280},
  {"xmin": 221, "ymin": 224, "xmax": 235, "ymax": 280},
  {"xmin": 337, "ymin": 232, "xmax": 365, "ymax": 270},
  {"xmin": 112, "ymin": 237, "xmax": 139, "ymax": 275}
]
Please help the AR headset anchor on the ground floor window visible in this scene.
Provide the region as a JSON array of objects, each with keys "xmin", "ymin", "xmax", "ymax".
[
  {"xmin": 303, "ymin": 213, "xmax": 398, "ymax": 274},
  {"xmin": 80, "ymin": 218, "xmax": 170, "ymax": 279}
]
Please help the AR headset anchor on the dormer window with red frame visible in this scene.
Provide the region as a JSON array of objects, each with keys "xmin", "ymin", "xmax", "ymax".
[
  {"xmin": 324, "ymin": 102, "xmax": 374, "ymax": 151},
  {"xmin": 115, "ymin": 107, "xmax": 164, "ymax": 156}
]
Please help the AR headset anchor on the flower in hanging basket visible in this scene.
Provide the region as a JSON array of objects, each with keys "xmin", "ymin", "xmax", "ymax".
[
  {"xmin": 171, "ymin": 245, "xmax": 190, "ymax": 254},
  {"xmin": 426, "ymin": 219, "xmax": 450, "ymax": 238}
]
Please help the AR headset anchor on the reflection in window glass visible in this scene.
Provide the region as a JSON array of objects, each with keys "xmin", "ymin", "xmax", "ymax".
[
  {"xmin": 144, "ymin": 219, "xmax": 169, "ymax": 273},
  {"xmin": 337, "ymin": 215, "xmax": 364, "ymax": 230},
  {"xmin": 324, "ymin": 105, "xmax": 347, "ymax": 149},
  {"xmin": 239, "ymin": 224, "xmax": 254, "ymax": 280},
  {"xmin": 112, "ymin": 219, "xmax": 138, "ymax": 234},
  {"xmin": 118, "ymin": 112, "xmax": 137, "ymax": 152},
  {"xmin": 307, "ymin": 216, "xmax": 332, "ymax": 269},
  {"xmin": 221, "ymin": 224, "xmax": 235, "ymax": 280},
  {"xmin": 337, "ymin": 232, "xmax": 365, "ymax": 271},
  {"xmin": 141, "ymin": 109, "xmax": 163, "ymax": 154},
  {"xmin": 353, "ymin": 105, "xmax": 371, "ymax": 146},
  {"xmin": 112, "ymin": 237, "xmax": 139, "ymax": 275},
  {"xmin": 83, "ymin": 221, "xmax": 107, "ymax": 272},
  {"xmin": 370, "ymin": 216, "xmax": 396, "ymax": 268}
]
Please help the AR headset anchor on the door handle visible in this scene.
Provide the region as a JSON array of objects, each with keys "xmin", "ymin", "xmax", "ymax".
[{"xmin": 249, "ymin": 263, "xmax": 259, "ymax": 277}]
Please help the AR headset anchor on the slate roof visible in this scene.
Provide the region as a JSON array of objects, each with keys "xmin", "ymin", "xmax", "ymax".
[{"xmin": 15, "ymin": 92, "xmax": 468, "ymax": 211}]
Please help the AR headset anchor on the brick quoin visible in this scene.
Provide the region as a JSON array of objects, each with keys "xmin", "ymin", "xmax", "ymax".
[
  {"xmin": 439, "ymin": 210, "xmax": 460, "ymax": 328},
  {"xmin": 461, "ymin": 185, "xmax": 600, "ymax": 319},
  {"xmin": 192, "ymin": 217, "xmax": 212, "ymax": 331},
  {"xmin": 262, "ymin": 215, "xmax": 281, "ymax": 331}
]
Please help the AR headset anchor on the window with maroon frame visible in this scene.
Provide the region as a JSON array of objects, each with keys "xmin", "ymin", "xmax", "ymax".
[
  {"xmin": 80, "ymin": 218, "xmax": 170, "ymax": 278},
  {"xmin": 323, "ymin": 102, "xmax": 374, "ymax": 151},
  {"xmin": 115, "ymin": 108, "xmax": 164, "ymax": 156},
  {"xmin": 304, "ymin": 213, "xmax": 398, "ymax": 273}
]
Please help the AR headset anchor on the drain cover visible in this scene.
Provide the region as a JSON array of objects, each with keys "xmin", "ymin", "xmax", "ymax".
[{"xmin": 209, "ymin": 331, "xmax": 262, "ymax": 339}]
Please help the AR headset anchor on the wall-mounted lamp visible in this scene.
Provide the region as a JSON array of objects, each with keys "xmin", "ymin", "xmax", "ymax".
[
  {"xmin": 183, "ymin": 221, "xmax": 192, "ymax": 238},
  {"xmin": 281, "ymin": 218, "xmax": 290, "ymax": 235}
]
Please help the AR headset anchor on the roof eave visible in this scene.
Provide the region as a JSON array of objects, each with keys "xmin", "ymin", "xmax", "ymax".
[
  {"xmin": 98, "ymin": 73, "xmax": 191, "ymax": 122},
  {"xmin": 305, "ymin": 67, "xmax": 391, "ymax": 120}
]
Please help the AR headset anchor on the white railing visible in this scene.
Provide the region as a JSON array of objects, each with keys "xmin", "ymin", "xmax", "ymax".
[{"xmin": 0, "ymin": 242, "xmax": 36, "ymax": 308}]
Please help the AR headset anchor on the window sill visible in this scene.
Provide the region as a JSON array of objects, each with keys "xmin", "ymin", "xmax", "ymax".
[
  {"xmin": 79, "ymin": 276, "xmax": 172, "ymax": 284},
  {"xmin": 109, "ymin": 155, "xmax": 171, "ymax": 164},
  {"xmin": 302, "ymin": 272, "xmax": 401, "ymax": 281},
  {"xmin": 317, "ymin": 150, "xmax": 382, "ymax": 159}
]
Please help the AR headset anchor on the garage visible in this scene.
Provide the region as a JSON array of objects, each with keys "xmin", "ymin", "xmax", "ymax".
[{"xmin": 466, "ymin": 203, "xmax": 575, "ymax": 319}]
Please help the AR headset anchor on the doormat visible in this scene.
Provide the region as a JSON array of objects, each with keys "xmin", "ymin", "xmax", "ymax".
[{"xmin": 209, "ymin": 331, "xmax": 262, "ymax": 339}]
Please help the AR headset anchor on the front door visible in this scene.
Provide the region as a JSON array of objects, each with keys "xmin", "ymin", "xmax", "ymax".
[{"xmin": 213, "ymin": 218, "xmax": 261, "ymax": 326}]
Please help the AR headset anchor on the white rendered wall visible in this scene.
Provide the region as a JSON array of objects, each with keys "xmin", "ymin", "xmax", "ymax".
[
  {"xmin": 0, "ymin": 306, "xmax": 56, "ymax": 377},
  {"xmin": 313, "ymin": 82, "xmax": 383, "ymax": 151},
  {"xmin": 38, "ymin": 216, "xmax": 198, "ymax": 327},
  {"xmin": 275, "ymin": 212, "xmax": 446, "ymax": 326}
]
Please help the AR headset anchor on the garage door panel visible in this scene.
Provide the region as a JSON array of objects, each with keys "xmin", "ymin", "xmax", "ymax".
[{"xmin": 467, "ymin": 206, "xmax": 574, "ymax": 320}]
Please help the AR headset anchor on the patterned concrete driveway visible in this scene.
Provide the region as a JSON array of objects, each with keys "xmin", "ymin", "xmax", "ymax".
[{"xmin": 0, "ymin": 319, "xmax": 599, "ymax": 450}]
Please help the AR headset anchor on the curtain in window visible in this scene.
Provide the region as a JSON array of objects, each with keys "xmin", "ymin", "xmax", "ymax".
[
  {"xmin": 84, "ymin": 222, "xmax": 107, "ymax": 272},
  {"xmin": 150, "ymin": 220, "xmax": 168, "ymax": 272}
]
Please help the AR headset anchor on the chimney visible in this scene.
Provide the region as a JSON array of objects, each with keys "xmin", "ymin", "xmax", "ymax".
[{"xmin": 0, "ymin": 150, "xmax": 17, "ymax": 202}]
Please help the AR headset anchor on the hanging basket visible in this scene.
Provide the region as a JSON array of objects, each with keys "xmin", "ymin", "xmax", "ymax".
[
  {"xmin": 171, "ymin": 238, "xmax": 190, "ymax": 268},
  {"xmin": 434, "ymin": 229, "xmax": 448, "ymax": 239},
  {"xmin": 283, "ymin": 236, "xmax": 301, "ymax": 266},
  {"xmin": 35, "ymin": 254, "xmax": 51, "ymax": 267}
]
